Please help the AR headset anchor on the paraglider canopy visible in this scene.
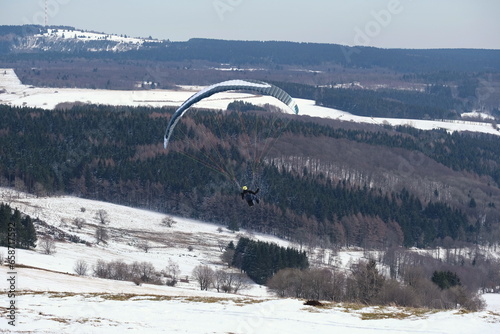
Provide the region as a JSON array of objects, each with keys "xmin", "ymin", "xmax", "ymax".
[{"xmin": 163, "ymin": 79, "xmax": 299, "ymax": 149}]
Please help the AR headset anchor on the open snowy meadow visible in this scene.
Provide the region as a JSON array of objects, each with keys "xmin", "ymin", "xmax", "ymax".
[{"xmin": 1, "ymin": 188, "xmax": 500, "ymax": 333}]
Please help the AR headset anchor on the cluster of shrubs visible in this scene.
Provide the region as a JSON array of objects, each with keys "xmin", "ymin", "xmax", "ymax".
[
  {"xmin": 75, "ymin": 259, "xmax": 179, "ymax": 286},
  {"xmin": 267, "ymin": 259, "xmax": 485, "ymax": 311},
  {"xmin": 191, "ymin": 264, "xmax": 247, "ymax": 293}
]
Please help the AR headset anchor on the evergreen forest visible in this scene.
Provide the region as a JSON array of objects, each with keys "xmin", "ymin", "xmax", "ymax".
[
  {"xmin": 1, "ymin": 104, "xmax": 500, "ymax": 249},
  {"xmin": 231, "ymin": 237, "xmax": 309, "ymax": 284},
  {"xmin": 2, "ymin": 26, "xmax": 500, "ymax": 73},
  {"xmin": 0, "ymin": 202, "xmax": 37, "ymax": 249}
]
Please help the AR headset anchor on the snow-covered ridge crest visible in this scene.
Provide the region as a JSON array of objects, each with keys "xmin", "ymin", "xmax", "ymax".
[
  {"xmin": 40, "ymin": 28, "xmax": 160, "ymax": 45},
  {"xmin": 15, "ymin": 27, "xmax": 162, "ymax": 53}
]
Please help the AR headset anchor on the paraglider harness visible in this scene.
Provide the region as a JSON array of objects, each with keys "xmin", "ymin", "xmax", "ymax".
[{"xmin": 241, "ymin": 186, "xmax": 260, "ymax": 206}]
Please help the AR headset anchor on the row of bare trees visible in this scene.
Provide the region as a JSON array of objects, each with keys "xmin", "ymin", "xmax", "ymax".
[
  {"xmin": 267, "ymin": 258, "xmax": 486, "ymax": 311},
  {"xmin": 192, "ymin": 265, "xmax": 248, "ymax": 293},
  {"xmin": 74, "ymin": 258, "xmax": 181, "ymax": 286},
  {"xmin": 381, "ymin": 246, "xmax": 500, "ymax": 294}
]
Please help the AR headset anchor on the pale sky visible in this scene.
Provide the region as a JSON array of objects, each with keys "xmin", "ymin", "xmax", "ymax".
[{"xmin": 1, "ymin": 0, "xmax": 499, "ymax": 49}]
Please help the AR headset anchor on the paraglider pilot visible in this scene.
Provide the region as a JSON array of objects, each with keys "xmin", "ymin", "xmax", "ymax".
[{"xmin": 241, "ymin": 186, "xmax": 260, "ymax": 206}]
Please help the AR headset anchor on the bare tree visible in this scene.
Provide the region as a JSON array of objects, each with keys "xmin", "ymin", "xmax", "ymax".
[
  {"xmin": 378, "ymin": 279, "xmax": 419, "ymax": 307},
  {"xmin": 221, "ymin": 248, "xmax": 235, "ymax": 267},
  {"xmin": 108, "ymin": 260, "xmax": 130, "ymax": 281},
  {"xmin": 328, "ymin": 269, "xmax": 347, "ymax": 302},
  {"xmin": 95, "ymin": 226, "xmax": 109, "ymax": 244},
  {"xmin": 213, "ymin": 270, "xmax": 248, "ymax": 293},
  {"xmin": 95, "ymin": 209, "xmax": 110, "ymax": 225},
  {"xmin": 161, "ymin": 216, "xmax": 176, "ymax": 227},
  {"xmin": 33, "ymin": 182, "xmax": 47, "ymax": 197},
  {"xmin": 224, "ymin": 272, "xmax": 248, "ymax": 293},
  {"xmin": 130, "ymin": 261, "xmax": 158, "ymax": 284},
  {"xmin": 74, "ymin": 259, "xmax": 89, "ymax": 276},
  {"xmin": 93, "ymin": 259, "xmax": 109, "ymax": 278},
  {"xmin": 214, "ymin": 270, "xmax": 228, "ymax": 292},
  {"xmin": 137, "ymin": 240, "xmax": 151, "ymax": 253},
  {"xmin": 130, "ymin": 261, "xmax": 142, "ymax": 282},
  {"xmin": 166, "ymin": 259, "xmax": 180, "ymax": 281},
  {"xmin": 73, "ymin": 217, "xmax": 85, "ymax": 229},
  {"xmin": 192, "ymin": 265, "xmax": 215, "ymax": 291},
  {"xmin": 349, "ymin": 259, "xmax": 385, "ymax": 304},
  {"xmin": 267, "ymin": 268, "xmax": 305, "ymax": 298},
  {"xmin": 303, "ymin": 268, "xmax": 333, "ymax": 301},
  {"xmin": 40, "ymin": 236, "xmax": 56, "ymax": 255}
]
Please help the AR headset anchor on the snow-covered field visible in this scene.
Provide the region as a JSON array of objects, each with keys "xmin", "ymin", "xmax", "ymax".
[
  {"xmin": 1, "ymin": 68, "xmax": 499, "ymax": 137},
  {"xmin": 1, "ymin": 69, "xmax": 500, "ymax": 332},
  {"xmin": 1, "ymin": 188, "xmax": 500, "ymax": 333}
]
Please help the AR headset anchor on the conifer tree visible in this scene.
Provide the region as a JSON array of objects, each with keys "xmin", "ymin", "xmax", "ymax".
[
  {"xmin": 431, "ymin": 271, "xmax": 461, "ymax": 290},
  {"xmin": 21, "ymin": 216, "xmax": 37, "ymax": 249}
]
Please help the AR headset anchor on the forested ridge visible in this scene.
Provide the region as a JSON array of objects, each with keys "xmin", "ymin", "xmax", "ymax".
[
  {"xmin": 3, "ymin": 25, "xmax": 500, "ymax": 72},
  {"xmin": 1, "ymin": 104, "xmax": 500, "ymax": 249},
  {"xmin": 273, "ymin": 80, "xmax": 492, "ymax": 120}
]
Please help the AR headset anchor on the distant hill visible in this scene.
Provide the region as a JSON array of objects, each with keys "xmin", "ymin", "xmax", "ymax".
[
  {"xmin": 0, "ymin": 25, "xmax": 163, "ymax": 54},
  {"xmin": 163, "ymin": 38, "xmax": 500, "ymax": 73},
  {"xmin": 2, "ymin": 25, "xmax": 500, "ymax": 73}
]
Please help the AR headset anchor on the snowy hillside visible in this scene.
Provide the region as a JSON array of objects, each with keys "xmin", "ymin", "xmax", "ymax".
[
  {"xmin": 1, "ymin": 68, "xmax": 499, "ymax": 137},
  {"xmin": 0, "ymin": 189, "xmax": 500, "ymax": 334},
  {"xmin": 1, "ymin": 188, "xmax": 500, "ymax": 333}
]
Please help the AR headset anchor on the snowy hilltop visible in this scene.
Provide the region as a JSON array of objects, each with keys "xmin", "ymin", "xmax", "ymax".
[{"xmin": 9, "ymin": 26, "xmax": 163, "ymax": 53}]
